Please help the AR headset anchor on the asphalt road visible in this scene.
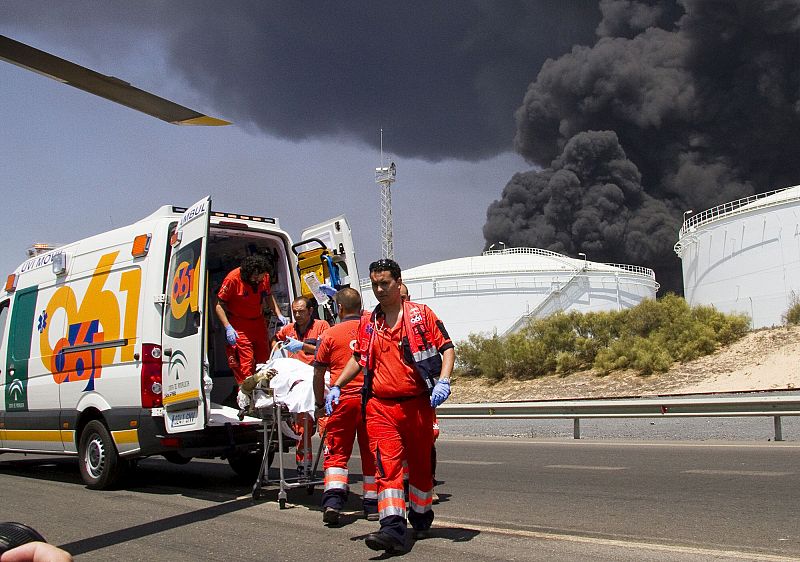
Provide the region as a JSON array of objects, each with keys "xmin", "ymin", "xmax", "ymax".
[{"xmin": 1, "ymin": 433, "xmax": 798, "ymax": 561}]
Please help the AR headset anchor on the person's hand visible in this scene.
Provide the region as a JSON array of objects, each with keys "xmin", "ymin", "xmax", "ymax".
[
  {"xmin": 0, "ymin": 541, "xmax": 73, "ymax": 562},
  {"xmin": 430, "ymin": 380, "xmax": 451, "ymax": 408},
  {"xmin": 325, "ymin": 385, "xmax": 341, "ymax": 416},
  {"xmin": 277, "ymin": 314, "xmax": 290, "ymax": 326},
  {"xmin": 318, "ymin": 283, "xmax": 337, "ymax": 298},
  {"xmin": 285, "ymin": 337, "xmax": 304, "ymax": 353},
  {"xmin": 224, "ymin": 325, "xmax": 238, "ymax": 346}
]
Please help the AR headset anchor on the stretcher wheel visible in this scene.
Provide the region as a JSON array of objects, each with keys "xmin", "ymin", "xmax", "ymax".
[
  {"xmin": 252, "ymin": 487, "xmax": 261, "ymax": 501},
  {"xmin": 279, "ymin": 498, "xmax": 287, "ymax": 509}
]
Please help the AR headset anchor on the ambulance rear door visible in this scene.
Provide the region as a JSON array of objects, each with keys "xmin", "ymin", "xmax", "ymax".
[
  {"xmin": 298, "ymin": 216, "xmax": 360, "ymax": 291},
  {"xmin": 161, "ymin": 197, "xmax": 210, "ymax": 433}
]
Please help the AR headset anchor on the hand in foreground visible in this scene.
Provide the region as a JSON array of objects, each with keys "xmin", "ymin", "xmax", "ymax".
[
  {"xmin": 325, "ymin": 385, "xmax": 341, "ymax": 416},
  {"xmin": 285, "ymin": 337, "xmax": 304, "ymax": 353},
  {"xmin": 277, "ymin": 314, "xmax": 290, "ymax": 326},
  {"xmin": 224, "ymin": 325, "xmax": 238, "ymax": 345},
  {"xmin": 430, "ymin": 380, "xmax": 451, "ymax": 408},
  {"xmin": 318, "ymin": 284, "xmax": 338, "ymax": 298},
  {"xmin": 0, "ymin": 542, "xmax": 73, "ymax": 562}
]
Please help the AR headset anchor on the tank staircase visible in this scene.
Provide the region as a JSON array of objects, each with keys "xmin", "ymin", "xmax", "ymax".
[{"xmin": 503, "ymin": 268, "xmax": 589, "ymax": 335}]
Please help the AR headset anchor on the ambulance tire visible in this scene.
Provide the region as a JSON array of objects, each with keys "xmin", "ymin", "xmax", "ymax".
[
  {"xmin": 163, "ymin": 452, "xmax": 192, "ymax": 465},
  {"xmin": 79, "ymin": 420, "xmax": 125, "ymax": 490},
  {"xmin": 228, "ymin": 445, "xmax": 273, "ymax": 480}
]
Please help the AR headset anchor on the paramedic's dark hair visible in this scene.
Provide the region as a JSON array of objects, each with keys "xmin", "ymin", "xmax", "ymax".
[
  {"xmin": 292, "ymin": 296, "xmax": 313, "ymax": 309},
  {"xmin": 369, "ymin": 258, "xmax": 401, "ymax": 280},
  {"xmin": 335, "ymin": 288, "xmax": 361, "ymax": 313},
  {"xmin": 240, "ymin": 255, "xmax": 271, "ymax": 284}
]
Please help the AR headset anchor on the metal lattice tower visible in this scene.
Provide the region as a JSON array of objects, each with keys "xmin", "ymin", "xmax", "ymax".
[{"xmin": 375, "ymin": 130, "xmax": 397, "ymax": 259}]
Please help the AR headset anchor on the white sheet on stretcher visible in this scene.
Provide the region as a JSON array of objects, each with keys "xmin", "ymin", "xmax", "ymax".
[{"xmin": 239, "ymin": 357, "xmax": 330, "ymax": 421}]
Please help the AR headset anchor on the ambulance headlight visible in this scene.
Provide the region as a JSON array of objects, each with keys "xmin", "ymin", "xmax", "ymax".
[{"xmin": 151, "ymin": 382, "xmax": 162, "ymax": 395}]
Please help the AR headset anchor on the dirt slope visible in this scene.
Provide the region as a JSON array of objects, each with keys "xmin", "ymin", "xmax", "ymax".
[{"xmin": 451, "ymin": 325, "xmax": 800, "ymax": 403}]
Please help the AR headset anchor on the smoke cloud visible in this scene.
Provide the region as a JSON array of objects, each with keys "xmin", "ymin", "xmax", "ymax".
[
  {"xmin": 7, "ymin": 1, "xmax": 800, "ymax": 292},
  {"xmin": 157, "ymin": 1, "xmax": 601, "ymax": 161},
  {"xmin": 485, "ymin": 0, "xmax": 800, "ymax": 293}
]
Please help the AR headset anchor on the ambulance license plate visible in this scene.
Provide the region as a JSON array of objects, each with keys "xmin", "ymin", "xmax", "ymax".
[{"xmin": 168, "ymin": 408, "xmax": 198, "ymax": 428}]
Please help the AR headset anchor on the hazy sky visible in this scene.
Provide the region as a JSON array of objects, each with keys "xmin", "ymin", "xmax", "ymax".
[{"xmin": 1, "ymin": 2, "xmax": 598, "ymax": 280}]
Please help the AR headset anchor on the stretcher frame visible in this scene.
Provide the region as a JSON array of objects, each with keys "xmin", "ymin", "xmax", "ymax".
[{"xmin": 249, "ymin": 386, "xmax": 326, "ymax": 507}]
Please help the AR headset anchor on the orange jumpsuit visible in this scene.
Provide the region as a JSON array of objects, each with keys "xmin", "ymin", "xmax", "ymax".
[
  {"xmin": 217, "ymin": 268, "xmax": 271, "ymax": 384},
  {"xmin": 355, "ymin": 301, "xmax": 453, "ymax": 545},
  {"xmin": 314, "ymin": 314, "xmax": 377, "ymax": 515}
]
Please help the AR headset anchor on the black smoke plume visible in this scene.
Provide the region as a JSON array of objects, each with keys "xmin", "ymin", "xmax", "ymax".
[{"xmin": 485, "ymin": 0, "xmax": 800, "ymax": 293}]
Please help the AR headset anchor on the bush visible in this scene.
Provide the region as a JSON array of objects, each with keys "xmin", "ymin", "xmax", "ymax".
[
  {"xmin": 783, "ymin": 292, "xmax": 800, "ymax": 326},
  {"xmin": 453, "ymin": 294, "xmax": 750, "ymax": 381}
]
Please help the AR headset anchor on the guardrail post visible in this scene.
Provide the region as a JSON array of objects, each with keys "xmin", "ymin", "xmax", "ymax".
[
  {"xmin": 573, "ymin": 418, "xmax": 581, "ymax": 439},
  {"xmin": 774, "ymin": 416, "xmax": 783, "ymax": 442}
]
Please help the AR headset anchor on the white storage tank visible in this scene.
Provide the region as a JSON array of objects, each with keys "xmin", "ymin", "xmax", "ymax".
[
  {"xmin": 675, "ymin": 184, "xmax": 800, "ymax": 328},
  {"xmin": 360, "ymin": 248, "xmax": 659, "ymax": 342}
]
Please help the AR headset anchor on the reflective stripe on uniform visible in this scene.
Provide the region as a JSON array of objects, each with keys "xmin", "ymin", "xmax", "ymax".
[
  {"xmin": 378, "ymin": 488, "xmax": 406, "ymax": 519},
  {"xmin": 363, "ymin": 475, "xmax": 378, "ymax": 499},
  {"xmin": 408, "ymin": 484, "xmax": 432, "ymax": 513},
  {"xmin": 324, "ymin": 467, "xmax": 348, "ymax": 491},
  {"xmin": 412, "ymin": 347, "xmax": 439, "ymax": 362}
]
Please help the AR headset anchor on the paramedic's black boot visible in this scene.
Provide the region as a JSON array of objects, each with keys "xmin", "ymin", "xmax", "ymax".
[
  {"xmin": 365, "ymin": 531, "xmax": 407, "ymax": 553},
  {"xmin": 323, "ymin": 507, "xmax": 340, "ymax": 526}
]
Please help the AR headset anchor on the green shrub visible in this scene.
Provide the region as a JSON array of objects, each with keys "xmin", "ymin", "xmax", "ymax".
[
  {"xmin": 453, "ymin": 294, "xmax": 751, "ymax": 381},
  {"xmin": 783, "ymin": 292, "xmax": 800, "ymax": 326}
]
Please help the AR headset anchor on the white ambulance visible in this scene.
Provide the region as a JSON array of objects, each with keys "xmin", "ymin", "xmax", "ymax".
[{"xmin": 0, "ymin": 196, "xmax": 359, "ymax": 489}]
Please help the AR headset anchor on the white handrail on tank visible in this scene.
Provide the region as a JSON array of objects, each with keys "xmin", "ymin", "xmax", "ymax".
[
  {"xmin": 482, "ymin": 247, "xmax": 566, "ymax": 258},
  {"xmin": 675, "ymin": 185, "xmax": 800, "ymax": 256},
  {"xmin": 357, "ymin": 248, "xmax": 657, "ymax": 287}
]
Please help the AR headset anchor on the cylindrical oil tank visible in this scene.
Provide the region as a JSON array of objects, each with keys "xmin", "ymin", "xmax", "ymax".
[
  {"xmin": 675, "ymin": 184, "xmax": 800, "ymax": 328},
  {"xmin": 360, "ymin": 248, "xmax": 659, "ymax": 342}
]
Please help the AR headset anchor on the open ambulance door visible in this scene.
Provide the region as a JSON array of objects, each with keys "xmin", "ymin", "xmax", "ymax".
[
  {"xmin": 296, "ymin": 216, "xmax": 360, "ymax": 298},
  {"xmin": 161, "ymin": 197, "xmax": 211, "ymax": 434}
]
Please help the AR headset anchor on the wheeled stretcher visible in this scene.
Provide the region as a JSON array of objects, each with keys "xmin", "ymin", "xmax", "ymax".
[{"xmin": 239, "ymin": 351, "xmax": 327, "ymax": 507}]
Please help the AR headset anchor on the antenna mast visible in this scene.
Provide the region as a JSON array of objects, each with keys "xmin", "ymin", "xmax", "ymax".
[{"xmin": 375, "ymin": 129, "xmax": 397, "ymax": 259}]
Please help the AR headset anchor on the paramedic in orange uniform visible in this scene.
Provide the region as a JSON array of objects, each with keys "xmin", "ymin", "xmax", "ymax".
[
  {"xmin": 215, "ymin": 255, "xmax": 286, "ymax": 384},
  {"xmin": 313, "ymin": 288, "xmax": 377, "ymax": 525},
  {"xmin": 328, "ymin": 259, "xmax": 455, "ymax": 553},
  {"xmin": 400, "ymin": 283, "xmax": 441, "ymax": 504},
  {"xmin": 273, "ymin": 296, "xmax": 330, "ymax": 473}
]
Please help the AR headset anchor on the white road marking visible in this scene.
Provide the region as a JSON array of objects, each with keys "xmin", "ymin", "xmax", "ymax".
[
  {"xmin": 544, "ymin": 464, "xmax": 627, "ymax": 471},
  {"xmin": 683, "ymin": 469, "xmax": 794, "ymax": 477},
  {"xmin": 440, "ymin": 437, "xmax": 800, "ymax": 449},
  {"xmin": 433, "ymin": 518, "xmax": 799, "ymax": 561},
  {"xmin": 437, "ymin": 460, "xmax": 503, "ymax": 465}
]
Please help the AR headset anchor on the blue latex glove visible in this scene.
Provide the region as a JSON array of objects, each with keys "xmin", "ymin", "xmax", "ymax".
[
  {"xmin": 285, "ymin": 337, "xmax": 304, "ymax": 353},
  {"xmin": 224, "ymin": 325, "xmax": 238, "ymax": 346},
  {"xmin": 430, "ymin": 380, "xmax": 451, "ymax": 408},
  {"xmin": 277, "ymin": 314, "xmax": 290, "ymax": 326},
  {"xmin": 318, "ymin": 283, "xmax": 338, "ymax": 298},
  {"xmin": 325, "ymin": 385, "xmax": 341, "ymax": 416}
]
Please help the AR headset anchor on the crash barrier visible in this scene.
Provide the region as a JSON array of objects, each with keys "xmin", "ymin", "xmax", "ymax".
[{"xmin": 435, "ymin": 394, "xmax": 800, "ymax": 441}]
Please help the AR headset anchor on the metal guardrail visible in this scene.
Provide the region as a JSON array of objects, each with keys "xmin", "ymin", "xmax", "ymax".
[{"xmin": 436, "ymin": 395, "xmax": 800, "ymax": 441}]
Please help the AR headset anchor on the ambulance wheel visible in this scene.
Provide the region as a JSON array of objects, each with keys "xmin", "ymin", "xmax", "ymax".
[
  {"xmin": 228, "ymin": 446, "xmax": 268, "ymax": 480},
  {"xmin": 163, "ymin": 452, "xmax": 192, "ymax": 465},
  {"xmin": 79, "ymin": 420, "xmax": 124, "ymax": 490}
]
